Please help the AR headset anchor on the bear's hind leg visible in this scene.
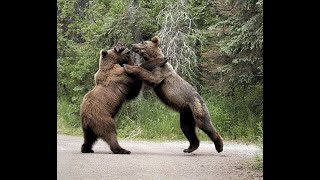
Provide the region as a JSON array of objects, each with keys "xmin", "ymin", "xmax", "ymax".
[
  {"xmin": 103, "ymin": 132, "xmax": 131, "ymax": 154},
  {"xmin": 95, "ymin": 119, "xmax": 131, "ymax": 154},
  {"xmin": 81, "ymin": 127, "xmax": 97, "ymax": 153},
  {"xmin": 180, "ymin": 109, "xmax": 200, "ymax": 153},
  {"xmin": 192, "ymin": 108, "xmax": 223, "ymax": 153}
]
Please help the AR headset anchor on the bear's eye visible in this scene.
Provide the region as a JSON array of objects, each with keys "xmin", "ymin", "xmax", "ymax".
[{"xmin": 140, "ymin": 41, "xmax": 145, "ymax": 44}]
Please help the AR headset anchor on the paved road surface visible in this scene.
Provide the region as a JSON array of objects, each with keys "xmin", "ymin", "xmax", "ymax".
[{"xmin": 57, "ymin": 134, "xmax": 263, "ymax": 180}]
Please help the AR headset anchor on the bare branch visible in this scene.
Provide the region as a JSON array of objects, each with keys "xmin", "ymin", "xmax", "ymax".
[{"xmin": 155, "ymin": 2, "xmax": 199, "ymax": 87}]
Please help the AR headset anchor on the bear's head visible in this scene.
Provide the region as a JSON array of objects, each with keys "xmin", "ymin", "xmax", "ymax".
[
  {"xmin": 99, "ymin": 44, "xmax": 132, "ymax": 67},
  {"xmin": 131, "ymin": 36, "xmax": 164, "ymax": 61}
]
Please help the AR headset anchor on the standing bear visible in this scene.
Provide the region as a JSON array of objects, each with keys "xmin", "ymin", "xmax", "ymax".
[
  {"xmin": 124, "ymin": 36, "xmax": 224, "ymax": 153},
  {"xmin": 80, "ymin": 44, "xmax": 167, "ymax": 154},
  {"xmin": 80, "ymin": 45, "xmax": 141, "ymax": 154}
]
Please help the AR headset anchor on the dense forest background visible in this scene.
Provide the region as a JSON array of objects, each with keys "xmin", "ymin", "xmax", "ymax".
[{"xmin": 57, "ymin": 0, "xmax": 263, "ymax": 144}]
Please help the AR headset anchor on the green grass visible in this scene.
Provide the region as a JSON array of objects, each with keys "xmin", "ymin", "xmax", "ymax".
[
  {"xmin": 253, "ymin": 152, "xmax": 263, "ymax": 170},
  {"xmin": 57, "ymin": 87, "xmax": 263, "ymax": 144},
  {"xmin": 115, "ymin": 96, "xmax": 183, "ymax": 140},
  {"xmin": 57, "ymin": 99, "xmax": 82, "ymax": 136},
  {"xmin": 253, "ymin": 121, "xmax": 263, "ymax": 170},
  {"xmin": 245, "ymin": 120, "xmax": 263, "ymax": 171}
]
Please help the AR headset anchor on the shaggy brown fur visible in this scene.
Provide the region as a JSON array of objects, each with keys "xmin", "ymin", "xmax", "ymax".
[
  {"xmin": 140, "ymin": 57, "xmax": 168, "ymax": 71},
  {"xmin": 124, "ymin": 36, "xmax": 224, "ymax": 153},
  {"xmin": 80, "ymin": 44, "xmax": 167, "ymax": 154}
]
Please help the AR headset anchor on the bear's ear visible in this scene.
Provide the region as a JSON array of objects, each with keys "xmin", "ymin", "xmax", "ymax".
[
  {"xmin": 151, "ymin": 36, "xmax": 160, "ymax": 46},
  {"xmin": 114, "ymin": 43, "xmax": 125, "ymax": 53},
  {"xmin": 100, "ymin": 49, "xmax": 108, "ymax": 58}
]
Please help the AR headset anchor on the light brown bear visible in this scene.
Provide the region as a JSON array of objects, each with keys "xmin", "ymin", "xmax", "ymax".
[
  {"xmin": 80, "ymin": 44, "xmax": 167, "ymax": 154},
  {"xmin": 124, "ymin": 37, "xmax": 224, "ymax": 153}
]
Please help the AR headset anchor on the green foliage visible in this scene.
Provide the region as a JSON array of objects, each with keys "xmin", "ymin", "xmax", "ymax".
[
  {"xmin": 98, "ymin": 0, "xmax": 167, "ymax": 47},
  {"xmin": 215, "ymin": 0, "xmax": 263, "ymax": 89},
  {"xmin": 139, "ymin": 0, "xmax": 170, "ymax": 38},
  {"xmin": 187, "ymin": 0, "xmax": 219, "ymax": 29},
  {"xmin": 98, "ymin": 0, "xmax": 133, "ymax": 47},
  {"xmin": 202, "ymin": 84, "xmax": 263, "ymax": 142},
  {"xmin": 57, "ymin": 0, "xmax": 106, "ymax": 105},
  {"xmin": 57, "ymin": 98, "xmax": 82, "ymax": 135}
]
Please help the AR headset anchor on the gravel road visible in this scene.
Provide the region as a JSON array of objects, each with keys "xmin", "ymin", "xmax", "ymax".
[{"xmin": 57, "ymin": 134, "xmax": 263, "ymax": 180}]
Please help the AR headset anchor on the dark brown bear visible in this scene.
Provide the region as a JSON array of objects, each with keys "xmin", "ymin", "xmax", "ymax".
[
  {"xmin": 124, "ymin": 36, "xmax": 224, "ymax": 153},
  {"xmin": 80, "ymin": 44, "xmax": 167, "ymax": 154}
]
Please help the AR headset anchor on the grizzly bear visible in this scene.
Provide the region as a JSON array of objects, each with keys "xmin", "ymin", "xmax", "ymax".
[
  {"xmin": 80, "ymin": 44, "xmax": 166, "ymax": 154},
  {"xmin": 124, "ymin": 36, "xmax": 224, "ymax": 153}
]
